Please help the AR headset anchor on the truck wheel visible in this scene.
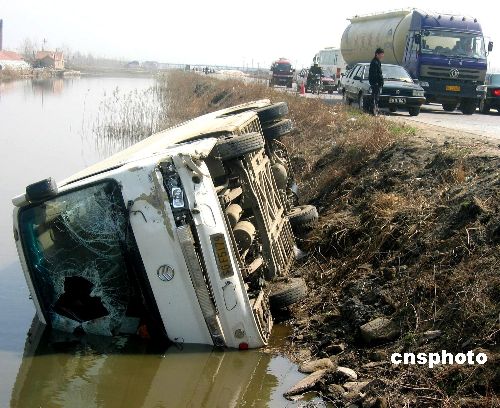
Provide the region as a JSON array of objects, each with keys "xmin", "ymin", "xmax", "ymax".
[
  {"xmin": 288, "ymin": 205, "xmax": 318, "ymax": 233},
  {"xmin": 262, "ymin": 119, "xmax": 293, "ymax": 140},
  {"xmin": 215, "ymin": 132, "xmax": 265, "ymax": 160},
  {"xmin": 459, "ymin": 99, "xmax": 477, "ymax": 115},
  {"xmin": 408, "ymin": 107, "xmax": 420, "ymax": 116},
  {"xmin": 256, "ymin": 102, "xmax": 288, "ymax": 123},
  {"xmin": 442, "ymin": 103, "xmax": 457, "ymax": 112},
  {"xmin": 269, "ymin": 277, "xmax": 307, "ymax": 310},
  {"xmin": 479, "ymin": 99, "xmax": 490, "ymax": 114}
]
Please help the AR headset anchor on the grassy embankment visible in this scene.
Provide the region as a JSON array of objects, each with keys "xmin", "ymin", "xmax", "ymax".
[{"xmin": 158, "ymin": 71, "xmax": 499, "ymax": 407}]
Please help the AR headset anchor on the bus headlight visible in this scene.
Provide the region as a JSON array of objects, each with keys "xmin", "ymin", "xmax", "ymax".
[
  {"xmin": 419, "ymin": 81, "xmax": 429, "ymax": 87},
  {"xmin": 413, "ymin": 90, "xmax": 425, "ymax": 97}
]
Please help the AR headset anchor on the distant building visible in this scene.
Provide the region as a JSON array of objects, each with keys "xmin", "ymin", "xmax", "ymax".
[
  {"xmin": 0, "ymin": 50, "xmax": 31, "ymax": 70},
  {"xmin": 35, "ymin": 51, "xmax": 65, "ymax": 69},
  {"xmin": 142, "ymin": 61, "xmax": 158, "ymax": 70},
  {"xmin": 125, "ymin": 60, "xmax": 140, "ymax": 69}
]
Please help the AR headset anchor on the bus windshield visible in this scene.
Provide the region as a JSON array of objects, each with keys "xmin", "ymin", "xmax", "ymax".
[
  {"xmin": 421, "ymin": 31, "xmax": 486, "ymax": 59},
  {"xmin": 19, "ymin": 181, "xmax": 134, "ymax": 336}
]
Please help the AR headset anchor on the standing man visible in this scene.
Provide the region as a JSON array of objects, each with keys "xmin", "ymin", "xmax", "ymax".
[{"xmin": 369, "ymin": 48, "xmax": 384, "ymax": 115}]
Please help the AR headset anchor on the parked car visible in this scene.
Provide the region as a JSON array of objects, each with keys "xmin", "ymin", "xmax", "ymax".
[
  {"xmin": 342, "ymin": 63, "xmax": 426, "ymax": 116},
  {"xmin": 479, "ymin": 73, "xmax": 500, "ymax": 113},
  {"xmin": 12, "ymin": 100, "xmax": 317, "ymax": 349}
]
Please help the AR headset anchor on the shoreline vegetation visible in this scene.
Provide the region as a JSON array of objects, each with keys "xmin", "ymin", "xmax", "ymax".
[
  {"xmin": 0, "ymin": 66, "xmax": 158, "ymax": 82},
  {"xmin": 157, "ymin": 71, "xmax": 499, "ymax": 407}
]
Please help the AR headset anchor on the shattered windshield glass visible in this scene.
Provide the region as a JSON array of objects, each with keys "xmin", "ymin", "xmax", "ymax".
[{"xmin": 19, "ymin": 180, "xmax": 134, "ymax": 336}]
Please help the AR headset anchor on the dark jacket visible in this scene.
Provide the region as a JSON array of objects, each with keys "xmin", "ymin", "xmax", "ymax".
[{"xmin": 369, "ymin": 57, "xmax": 384, "ymax": 88}]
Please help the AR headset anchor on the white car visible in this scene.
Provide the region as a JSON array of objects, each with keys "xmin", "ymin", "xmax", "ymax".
[{"xmin": 12, "ymin": 100, "xmax": 317, "ymax": 349}]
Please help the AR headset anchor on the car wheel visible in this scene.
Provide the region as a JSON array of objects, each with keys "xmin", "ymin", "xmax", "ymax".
[
  {"xmin": 342, "ymin": 92, "xmax": 350, "ymax": 105},
  {"xmin": 358, "ymin": 93, "xmax": 364, "ymax": 111},
  {"xmin": 479, "ymin": 99, "xmax": 490, "ymax": 114},
  {"xmin": 215, "ymin": 132, "xmax": 265, "ymax": 160},
  {"xmin": 442, "ymin": 103, "xmax": 457, "ymax": 112},
  {"xmin": 408, "ymin": 107, "xmax": 420, "ymax": 116},
  {"xmin": 269, "ymin": 277, "xmax": 308, "ymax": 311}
]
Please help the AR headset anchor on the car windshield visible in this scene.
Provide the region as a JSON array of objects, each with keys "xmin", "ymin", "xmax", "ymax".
[
  {"xmin": 489, "ymin": 74, "xmax": 500, "ymax": 85},
  {"xmin": 421, "ymin": 31, "xmax": 486, "ymax": 59},
  {"xmin": 19, "ymin": 180, "xmax": 134, "ymax": 336},
  {"xmin": 381, "ymin": 65, "xmax": 413, "ymax": 82}
]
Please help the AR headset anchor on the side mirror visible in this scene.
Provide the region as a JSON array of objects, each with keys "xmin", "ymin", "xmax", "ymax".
[
  {"xmin": 488, "ymin": 41, "xmax": 494, "ymax": 52},
  {"xmin": 415, "ymin": 34, "xmax": 422, "ymax": 45}
]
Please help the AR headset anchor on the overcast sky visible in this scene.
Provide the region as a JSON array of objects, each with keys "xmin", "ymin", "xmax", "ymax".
[{"xmin": 1, "ymin": 0, "xmax": 499, "ymax": 70}]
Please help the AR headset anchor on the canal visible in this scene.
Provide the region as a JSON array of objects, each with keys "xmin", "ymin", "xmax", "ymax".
[{"xmin": 0, "ymin": 77, "xmax": 314, "ymax": 407}]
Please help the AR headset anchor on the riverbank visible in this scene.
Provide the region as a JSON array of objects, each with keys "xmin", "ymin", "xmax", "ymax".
[
  {"xmin": 0, "ymin": 67, "xmax": 81, "ymax": 82},
  {"xmin": 161, "ymin": 71, "xmax": 499, "ymax": 407}
]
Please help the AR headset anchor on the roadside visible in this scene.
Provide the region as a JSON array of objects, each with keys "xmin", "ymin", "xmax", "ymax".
[
  {"xmin": 396, "ymin": 104, "xmax": 500, "ymax": 141},
  {"xmin": 162, "ymin": 71, "xmax": 499, "ymax": 407},
  {"xmin": 268, "ymin": 84, "xmax": 500, "ymax": 141}
]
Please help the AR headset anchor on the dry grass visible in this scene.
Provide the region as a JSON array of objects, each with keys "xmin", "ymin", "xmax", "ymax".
[
  {"xmin": 0, "ymin": 67, "xmax": 30, "ymax": 81},
  {"xmin": 162, "ymin": 71, "xmax": 500, "ymax": 407},
  {"xmin": 92, "ymin": 85, "xmax": 167, "ymax": 156},
  {"xmin": 160, "ymin": 71, "xmax": 414, "ymax": 198}
]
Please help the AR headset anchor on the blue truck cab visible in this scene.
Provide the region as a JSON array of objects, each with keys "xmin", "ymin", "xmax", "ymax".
[{"xmin": 403, "ymin": 11, "xmax": 493, "ymax": 114}]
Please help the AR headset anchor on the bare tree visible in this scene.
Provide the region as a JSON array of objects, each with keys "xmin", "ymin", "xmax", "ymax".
[{"xmin": 18, "ymin": 38, "xmax": 39, "ymax": 63}]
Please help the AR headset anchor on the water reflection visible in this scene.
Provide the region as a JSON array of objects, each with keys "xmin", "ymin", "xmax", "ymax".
[
  {"xmin": 31, "ymin": 78, "xmax": 65, "ymax": 95},
  {"xmin": 11, "ymin": 319, "xmax": 309, "ymax": 408}
]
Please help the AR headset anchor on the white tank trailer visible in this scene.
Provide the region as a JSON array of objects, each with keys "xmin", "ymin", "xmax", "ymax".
[{"xmin": 340, "ymin": 9, "xmax": 493, "ymax": 114}]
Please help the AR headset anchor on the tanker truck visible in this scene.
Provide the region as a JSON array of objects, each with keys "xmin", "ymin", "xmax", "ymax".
[{"xmin": 340, "ymin": 10, "xmax": 493, "ymax": 114}]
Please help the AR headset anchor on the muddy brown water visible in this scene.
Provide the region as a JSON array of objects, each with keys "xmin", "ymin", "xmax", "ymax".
[{"xmin": 0, "ymin": 77, "xmax": 317, "ymax": 407}]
